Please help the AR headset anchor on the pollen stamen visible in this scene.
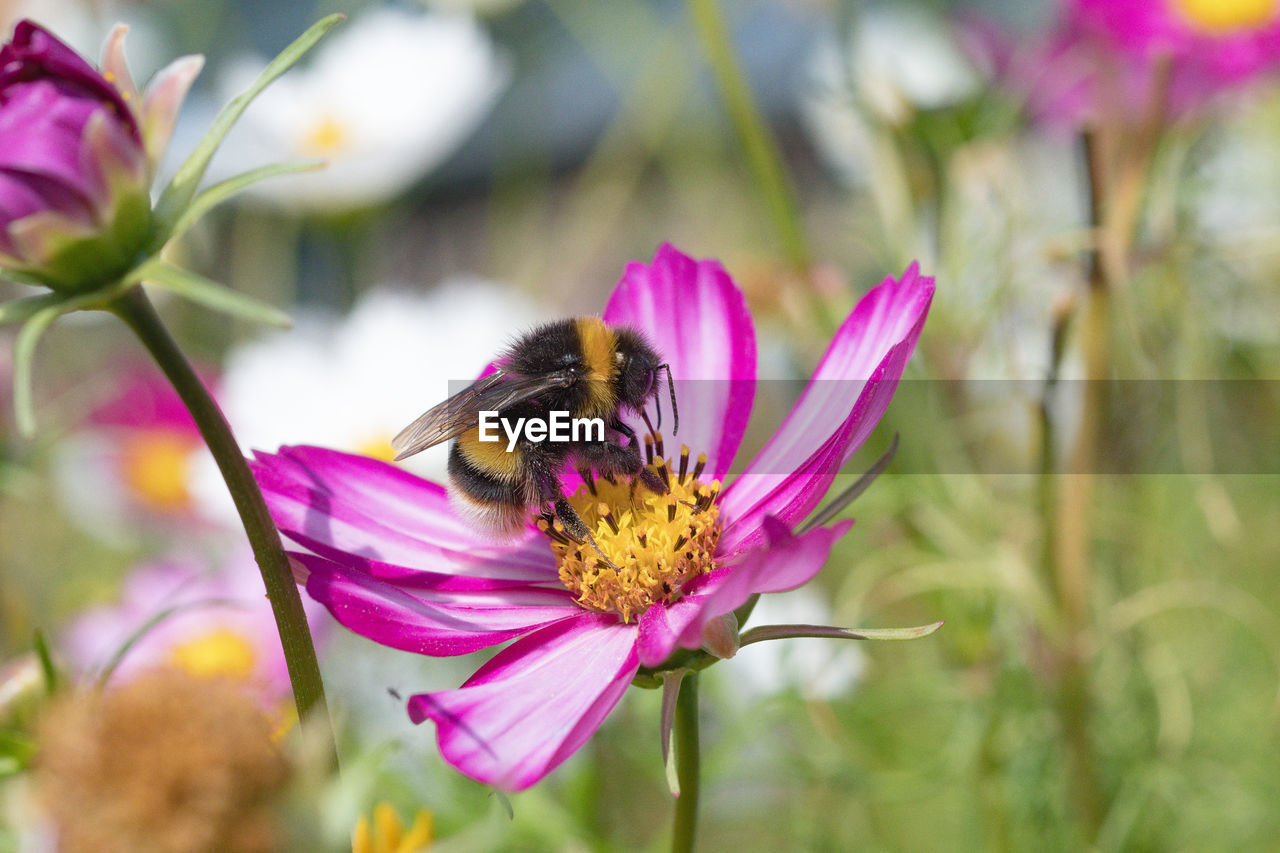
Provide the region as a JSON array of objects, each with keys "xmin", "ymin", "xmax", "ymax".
[
  {"xmin": 598, "ymin": 503, "xmax": 620, "ymax": 535},
  {"xmin": 678, "ymin": 446, "xmax": 690, "ymax": 484},
  {"xmin": 550, "ymin": 437, "xmax": 722, "ymax": 623}
]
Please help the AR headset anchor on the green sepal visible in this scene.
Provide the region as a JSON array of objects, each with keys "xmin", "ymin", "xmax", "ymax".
[
  {"xmin": 0, "ymin": 292, "xmax": 61, "ymax": 327},
  {"xmin": 660, "ymin": 668, "xmax": 689, "ymax": 797},
  {"xmin": 142, "ymin": 261, "xmax": 292, "ymax": 328},
  {"xmin": 9, "ymin": 269, "xmax": 150, "ymax": 435},
  {"xmin": 151, "ymin": 14, "xmax": 344, "ymax": 241},
  {"xmin": 13, "ymin": 302, "xmax": 65, "ymax": 436},
  {"xmin": 167, "ymin": 159, "xmax": 324, "ymax": 242}
]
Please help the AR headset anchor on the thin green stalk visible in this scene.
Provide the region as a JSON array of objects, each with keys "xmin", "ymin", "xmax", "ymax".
[
  {"xmin": 687, "ymin": 0, "xmax": 811, "ymax": 275},
  {"xmin": 671, "ymin": 672, "xmax": 701, "ymax": 853},
  {"xmin": 1046, "ymin": 130, "xmax": 1114, "ymax": 841},
  {"xmin": 111, "ymin": 287, "xmax": 335, "ymax": 755}
]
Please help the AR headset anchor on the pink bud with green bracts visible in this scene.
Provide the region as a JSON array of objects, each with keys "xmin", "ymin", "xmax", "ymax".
[{"xmin": 0, "ymin": 21, "xmax": 199, "ymax": 291}]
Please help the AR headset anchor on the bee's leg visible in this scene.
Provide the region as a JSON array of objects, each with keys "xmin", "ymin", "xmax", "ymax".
[
  {"xmin": 552, "ymin": 495, "xmax": 620, "ymax": 572},
  {"xmin": 526, "ymin": 448, "xmax": 620, "ymax": 571},
  {"xmin": 640, "ymin": 409, "xmax": 658, "ymax": 443},
  {"xmin": 580, "ymin": 439, "xmax": 668, "ymax": 497},
  {"xmin": 610, "ymin": 417, "xmax": 638, "ymax": 450}
]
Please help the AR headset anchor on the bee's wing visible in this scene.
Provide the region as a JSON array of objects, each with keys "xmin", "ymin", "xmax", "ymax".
[{"xmin": 391, "ymin": 370, "xmax": 575, "ymax": 461}]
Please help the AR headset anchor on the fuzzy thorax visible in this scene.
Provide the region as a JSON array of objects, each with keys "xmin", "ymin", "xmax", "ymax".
[{"xmin": 543, "ymin": 438, "xmax": 722, "ymax": 623}]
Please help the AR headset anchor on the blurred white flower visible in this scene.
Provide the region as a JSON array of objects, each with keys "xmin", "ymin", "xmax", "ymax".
[
  {"xmin": 733, "ymin": 588, "xmax": 866, "ymax": 701},
  {"xmin": 216, "ymin": 8, "xmax": 508, "ymax": 212},
  {"xmin": 803, "ymin": 6, "xmax": 984, "ymax": 185},
  {"xmin": 191, "ymin": 279, "xmax": 541, "ymax": 521},
  {"xmin": 850, "ymin": 5, "xmax": 983, "ymax": 124},
  {"xmin": 1189, "ymin": 115, "xmax": 1280, "ymax": 344}
]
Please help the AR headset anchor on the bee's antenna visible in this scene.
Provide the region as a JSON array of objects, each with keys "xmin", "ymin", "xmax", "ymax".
[
  {"xmin": 653, "ymin": 383, "xmax": 662, "ymax": 433},
  {"xmin": 659, "ymin": 364, "xmax": 678, "ymax": 436}
]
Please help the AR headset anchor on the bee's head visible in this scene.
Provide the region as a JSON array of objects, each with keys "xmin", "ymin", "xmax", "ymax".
[{"xmin": 613, "ymin": 327, "xmax": 678, "ymax": 434}]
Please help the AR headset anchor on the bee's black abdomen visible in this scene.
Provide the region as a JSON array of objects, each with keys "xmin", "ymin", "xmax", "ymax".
[{"xmin": 447, "ymin": 442, "xmax": 528, "ymax": 537}]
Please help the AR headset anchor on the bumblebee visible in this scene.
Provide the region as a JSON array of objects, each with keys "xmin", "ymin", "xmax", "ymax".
[{"xmin": 391, "ymin": 317, "xmax": 676, "ymax": 562}]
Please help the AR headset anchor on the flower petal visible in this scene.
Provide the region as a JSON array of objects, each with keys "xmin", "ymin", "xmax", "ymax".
[
  {"xmin": 602, "ymin": 243, "xmax": 756, "ymax": 479},
  {"xmin": 298, "ymin": 553, "xmax": 580, "ymax": 656},
  {"xmin": 407, "ymin": 614, "xmax": 639, "ymax": 791},
  {"xmin": 99, "ymin": 26, "xmax": 140, "ymax": 109},
  {"xmin": 719, "ymin": 263, "xmax": 932, "ymax": 553},
  {"xmin": 141, "ymin": 55, "xmax": 204, "ymax": 171},
  {"xmin": 252, "ymin": 446, "xmax": 560, "ymax": 587},
  {"xmin": 636, "ymin": 518, "xmax": 851, "ymax": 667}
]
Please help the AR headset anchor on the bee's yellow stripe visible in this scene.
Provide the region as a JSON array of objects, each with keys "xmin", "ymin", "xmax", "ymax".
[
  {"xmin": 457, "ymin": 427, "xmax": 523, "ymax": 480},
  {"xmin": 575, "ymin": 317, "xmax": 618, "ymax": 418}
]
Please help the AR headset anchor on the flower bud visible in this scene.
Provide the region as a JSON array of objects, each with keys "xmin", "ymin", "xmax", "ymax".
[
  {"xmin": 0, "ymin": 21, "xmax": 151, "ymax": 290},
  {"xmin": 701, "ymin": 611, "xmax": 740, "ymax": 660}
]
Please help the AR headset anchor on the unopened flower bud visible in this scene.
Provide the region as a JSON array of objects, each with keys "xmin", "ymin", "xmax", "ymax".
[
  {"xmin": 701, "ymin": 611, "xmax": 740, "ymax": 660},
  {"xmin": 0, "ymin": 22, "xmax": 156, "ymax": 290}
]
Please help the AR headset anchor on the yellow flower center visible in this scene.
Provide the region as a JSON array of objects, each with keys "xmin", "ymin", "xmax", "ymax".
[
  {"xmin": 545, "ymin": 438, "xmax": 722, "ymax": 624},
  {"xmin": 300, "ymin": 114, "xmax": 351, "ymax": 157},
  {"xmin": 353, "ymin": 803, "xmax": 435, "ymax": 853},
  {"xmin": 1173, "ymin": 0, "xmax": 1279, "ymax": 33},
  {"xmin": 356, "ymin": 434, "xmax": 399, "ymax": 462},
  {"xmin": 120, "ymin": 431, "xmax": 194, "ymax": 513},
  {"xmin": 168, "ymin": 628, "xmax": 257, "ymax": 680}
]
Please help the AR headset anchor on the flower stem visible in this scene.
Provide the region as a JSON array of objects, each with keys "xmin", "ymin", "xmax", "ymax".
[
  {"xmin": 687, "ymin": 0, "xmax": 833, "ymax": 331},
  {"xmin": 670, "ymin": 671, "xmax": 701, "ymax": 853},
  {"xmin": 110, "ymin": 286, "xmax": 335, "ymax": 752},
  {"xmin": 1046, "ymin": 130, "xmax": 1116, "ymax": 840}
]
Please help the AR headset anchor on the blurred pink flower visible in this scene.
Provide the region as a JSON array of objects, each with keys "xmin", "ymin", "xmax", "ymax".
[
  {"xmin": 64, "ymin": 546, "xmax": 326, "ymax": 704},
  {"xmin": 977, "ymin": 0, "xmax": 1280, "ymax": 127},
  {"xmin": 54, "ymin": 365, "xmax": 219, "ymax": 541},
  {"xmin": 251, "ymin": 244, "xmax": 934, "ymax": 790}
]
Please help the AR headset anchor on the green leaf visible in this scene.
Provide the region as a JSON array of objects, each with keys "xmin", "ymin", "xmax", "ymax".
[
  {"xmin": 32, "ymin": 629, "xmax": 58, "ymax": 694},
  {"xmin": 143, "ymin": 262, "xmax": 291, "ymax": 328},
  {"xmin": 0, "ymin": 730, "xmax": 36, "ymax": 778},
  {"xmin": 0, "ymin": 291, "xmax": 59, "ymax": 327},
  {"xmin": 739, "ymin": 620, "xmax": 945, "ymax": 646},
  {"xmin": 839, "ymin": 621, "xmax": 945, "ymax": 640},
  {"xmin": 12, "ymin": 303, "xmax": 64, "ymax": 437},
  {"xmin": 168, "ymin": 160, "xmax": 324, "ymax": 241},
  {"xmin": 151, "ymin": 14, "xmax": 344, "ymax": 237}
]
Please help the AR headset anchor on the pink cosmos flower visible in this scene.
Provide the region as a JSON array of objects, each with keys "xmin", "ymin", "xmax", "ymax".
[
  {"xmin": 64, "ymin": 546, "xmax": 327, "ymax": 705},
  {"xmin": 251, "ymin": 244, "xmax": 934, "ymax": 791},
  {"xmin": 54, "ymin": 365, "xmax": 222, "ymax": 542},
  {"xmin": 1011, "ymin": 0, "xmax": 1280, "ymax": 125},
  {"xmin": 1073, "ymin": 0, "xmax": 1280, "ymax": 84}
]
